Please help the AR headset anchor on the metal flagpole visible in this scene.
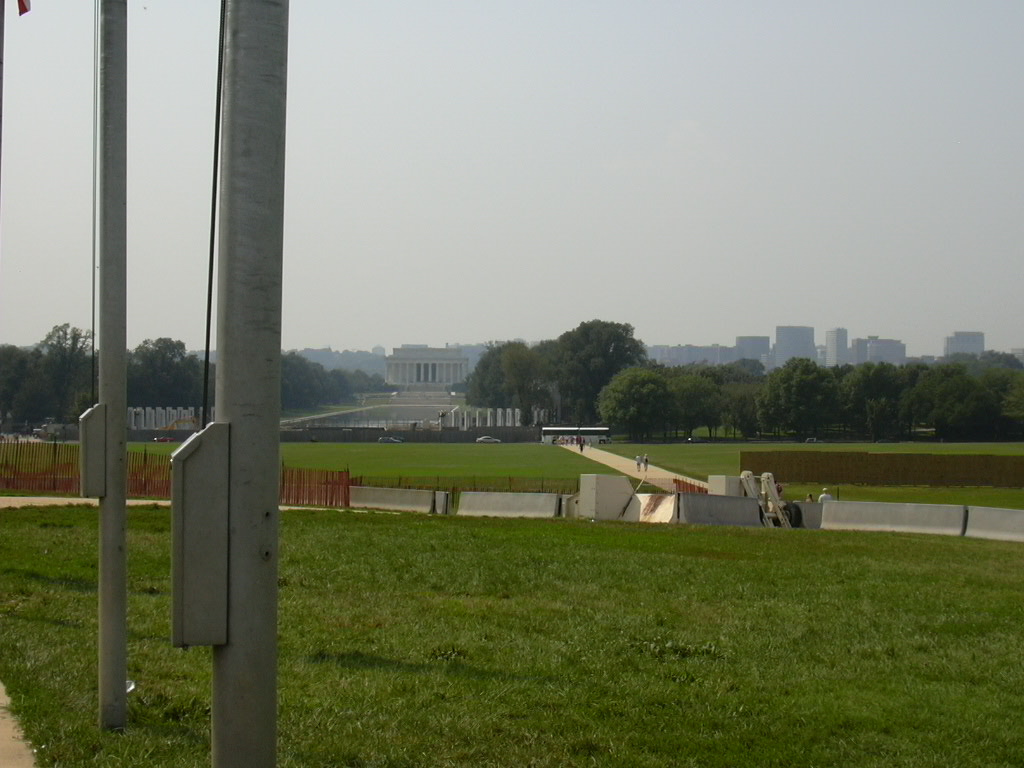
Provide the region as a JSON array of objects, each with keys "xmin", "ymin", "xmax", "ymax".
[
  {"xmin": 80, "ymin": 0, "xmax": 128, "ymax": 731},
  {"xmin": 212, "ymin": 0, "xmax": 288, "ymax": 765},
  {"xmin": 1, "ymin": 0, "xmax": 6, "ymax": 218}
]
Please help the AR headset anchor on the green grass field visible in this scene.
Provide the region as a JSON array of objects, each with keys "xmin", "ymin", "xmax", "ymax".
[
  {"xmin": 2, "ymin": 505, "xmax": 1024, "ymax": 767},
  {"xmin": 602, "ymin": 442, "xmax": 1024, "ymax": 509},
  {"xmin": 129, "ymin": 439, "xmax": 1024, "ymax": 507},
  {"xmin": 130, "ymin": 442, "xmax": 622, "ymax": 494}
]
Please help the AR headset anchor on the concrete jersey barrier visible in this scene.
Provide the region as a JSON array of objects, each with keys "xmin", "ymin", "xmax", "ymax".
[
  {"xmin": 821, "ymin": 500, "xmax": 966, "ymax": 536},
  {"xmin": 678, "ymin": 494, "xmax": 762, "ymax": 527},
  {"xmin": 350, "ymin": 486, "xmax": 434, "ymax": 514},
  {"xmin": 964, "ymin": 506, "xmax": 1024, "ymax": 542},
  {"xmin": 579, "ymin": 475, "xmax": 635, "ymax": 521},
  {"xmin": 456, "ymin": 492, "xmax": 561, "ymax": 518}
]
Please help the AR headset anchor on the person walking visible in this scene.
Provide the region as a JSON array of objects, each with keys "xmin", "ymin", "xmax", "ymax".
[
  {"xmin": 635, "ymin": 455, "xmax": 642, "ymax": 471},
  {"xmin": 642, "ymin": 454, "xmax": 649, "ymax": 472}
]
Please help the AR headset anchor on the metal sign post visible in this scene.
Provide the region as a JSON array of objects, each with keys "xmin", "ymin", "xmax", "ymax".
[{"xmin": 210, "ymin": 1, "xmax": 288, "ymax": 765}]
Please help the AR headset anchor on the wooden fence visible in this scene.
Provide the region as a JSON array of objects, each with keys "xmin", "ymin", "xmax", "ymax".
[
  {"xmin": 673, "ymin": 478, "xmax": 709, "ymax": 495},
  {"xmin": 1, "ymin": 442, "xmax": 350, "ymax": 506}
]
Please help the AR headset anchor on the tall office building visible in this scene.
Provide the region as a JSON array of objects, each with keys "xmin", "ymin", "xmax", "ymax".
[
  {"xmin": 735, "ymin": 336, "xmax": 770, "ymax": 363},
  {"xmin": 825, "ymin": 328, "xmax": 848, "ymax": 367},
  {"xmin": 850, "ymin": 336, "xmax": 907, "ymax": 366},
  {"xmin": 773, "ymin": 326, "xmax": 816, "ymax": 367},
  {"xmin": 944, "ymin": 331, "xmax": 985, "ymax": 357}
]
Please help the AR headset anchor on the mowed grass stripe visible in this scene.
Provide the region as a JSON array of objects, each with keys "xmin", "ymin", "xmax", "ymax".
[{"xmin": 2, "ymin": 506, "xmax": 1024, "ymax": 766}]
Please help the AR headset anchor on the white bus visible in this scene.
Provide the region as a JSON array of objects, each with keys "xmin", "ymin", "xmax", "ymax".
[{"xmin": 540, "ymin": 426, "xmax": 611, "ymax": 445}]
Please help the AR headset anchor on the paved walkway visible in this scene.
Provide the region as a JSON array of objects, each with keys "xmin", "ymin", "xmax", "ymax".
[
  {"xmin": 0, "ymin": 682, "xmax": 34, "ymax": 768},
  {"xmin": 562, "ymin": 444, "xmax": 709, "ymax": 492}
]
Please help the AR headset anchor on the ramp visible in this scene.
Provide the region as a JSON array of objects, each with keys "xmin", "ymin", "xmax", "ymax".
[{"xmin": 636, "ymin": 493, "xmax": 677, "ymax": 523}]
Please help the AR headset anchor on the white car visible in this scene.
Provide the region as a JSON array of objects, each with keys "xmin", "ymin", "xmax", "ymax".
[{"xmin": 475, "ymin": 436, "xmax": 501, "ymax": 443}]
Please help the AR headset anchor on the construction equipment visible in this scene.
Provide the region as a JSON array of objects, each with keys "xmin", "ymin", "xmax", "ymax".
[{"xmin": 739, "ymin": 470, "xmax": 793, "ymax": 528}]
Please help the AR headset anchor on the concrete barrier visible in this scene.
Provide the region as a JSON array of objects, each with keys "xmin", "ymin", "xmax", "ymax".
[
  {"xmin": 635, "ymin": 493, "xmax": 677, "ymax": 523},
  {"xmin": 560, "ymin": 494, "xmax": 579, "ymax": 519},
  {"xmin": 678, "ymin": 493, "xmax": 762, "ymax": 527},
  {"xmin": 579, "ymin": 475, "xmax": 635, "ymax": 521},
  {"xmin": 821, "ymin": 501, "xmax": 966, "ymax": 536},
  {"xmin": 350, "ymin": 486, "xmax": 434, "ymax": 514},
  {"xmin": 434, "ymin": 491, "xmax": 451, "ymax": 515},
  {"xmin": 796, "ymin": 501, "xmax": 823, "ymax": 530},
  {"xmin": 964, "ymin": 506, "xmax": 1024, "ymax": 542},
  {"xmin": 456, "ymin": 492, "xmax": 560, "ymax": 518}
]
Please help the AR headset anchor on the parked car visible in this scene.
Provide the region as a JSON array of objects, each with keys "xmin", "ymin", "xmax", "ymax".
[
  {"xmin": 475, "ymin": 436, "xmax": 501, "ymax": 443},
  {"xmin": 378, "ymin": 436, "xmax": 404, "ymax": 443},
  {"xmin": 153, "ymin": 436, "xmax": 174, "ymax": 443}
]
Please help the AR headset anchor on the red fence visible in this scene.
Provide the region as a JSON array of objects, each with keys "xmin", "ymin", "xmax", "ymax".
[
  {"xmin": 673, "ymin": 478, "xmax": 709, "ymax": 495},
  {"xmin": 279, "ymin": 467, "xmax": 351, "ymax": 508},
  {"xmin": 1, "ymin": 442, "xmax": 351, "ymax": 507},
  {"xmin": 0, "ymin": 440, "xmax": 79, "ymax": 494}
]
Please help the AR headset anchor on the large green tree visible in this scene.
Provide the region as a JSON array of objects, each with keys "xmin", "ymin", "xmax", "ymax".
[
  {"xmin": 465, "ymin": 343, "xmax": 510, "ymax": 408},
  {"xmin": 905, "ymin": 364, "xmax": 1000, "ymax": 440},
  {"xmin": 500, "ymin": 342, "xmax": 550, "ymax": 425},
  {"xmin": 39, "ymin": 324, "xmax": 93, "ymax": 422},
  {"xmin": 666, "ymin": 372, "xmax": 722, "ymax": 439},
  {"xmin": 840, "ymin": 362, "xmax": 902, "ymax": 441},
  {"xmin": 127, "ymin": 338, "xmax": 203, "ymax": 408},
  {"xmin": 556, "ymin": 320, "xmax": 647, "ymax": 424},
  {"xmin": 757, "ymin": 358, "xmax": 837, "ymax": 439},
  {"xmin": 598, "ymin": 367, "xmax": 671, "ymax": 442}
]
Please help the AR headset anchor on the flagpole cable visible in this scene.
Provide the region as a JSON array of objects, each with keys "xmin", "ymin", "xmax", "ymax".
[
  {"xmin": 90, "ymin": 0, "xmax": 100, "ymax": 403},
  {"xmin": 201, "ymin": 0, "xmax": 228, "ymax": 429}
]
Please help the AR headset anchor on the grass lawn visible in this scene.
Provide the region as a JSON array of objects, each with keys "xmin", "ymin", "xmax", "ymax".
[
  {"xmin": 602, "ymin": 442, "xmax": 1024, "ymax": 510},
  {"xmin": 131, "ymin": 442, "xmax": 618, "ymax": 493},
  {"xmin": 3, "ymin": 505, "xmax": 1024, "ymax": 767}
]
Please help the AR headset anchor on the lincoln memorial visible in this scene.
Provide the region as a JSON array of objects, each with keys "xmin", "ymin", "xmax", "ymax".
[{"xmin": 385, "ymin": 346, "xmax": 470, "ymax": 389}]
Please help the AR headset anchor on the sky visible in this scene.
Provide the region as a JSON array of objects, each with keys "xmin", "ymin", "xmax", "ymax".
[{"xmin": 0, "ymin": 1, "xmax": 1021, "ymax": 359}]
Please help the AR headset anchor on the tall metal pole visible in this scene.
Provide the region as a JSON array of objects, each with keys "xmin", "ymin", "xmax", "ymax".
[
  {"xmin": 212, "ymin": 1, "xmax": 288, "ymax": 765},
  {"xmin": 1, "ymin": 1, "xmax": 6, "ymax": 224},
  {"xmin": 96, "ymin": 0, "xmax": 128, "ymax": 731}
]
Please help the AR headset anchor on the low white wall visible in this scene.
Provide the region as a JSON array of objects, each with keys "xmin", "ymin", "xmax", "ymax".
[
  {"xmin": 795, "ymin": 501, "xmax": 823, "ymax": 530},
  {"xmin": 457, "ymin": 492, "xmax": 560, "ymax": 518},
  {"xmin": 350, "ymin": 486, "xmax": 435, "ymax": 514},
  {"xmin": 579, "ymin": 475, "xmax": 635, "ymax": 521},
  {"xmin": 678, "ymin": 494, "xmax": 762, "ymax": 527},
  {"xmin": 434, "ymin": 491, "xmax": 451, "ymax": 515},
  {"xmin": 560, "ymin": 494, "xmax": 579, "ymax": 519},
  {"xmin": 707, "ymin": 475, "xmax": 743, "ymax": 496},
  {"xmin": 821, "ymin": 501, "xmax": 966, "ymax": 536},
  {"xmin": 964, "ymin": 506, "xmax": 1024, "ymax": 542}
]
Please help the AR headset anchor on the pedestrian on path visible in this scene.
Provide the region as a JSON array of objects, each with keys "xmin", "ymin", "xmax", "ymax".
[
  {"xmin": 635, "ymin": 455, "xmax": 642, "ymax": 471},
  {"xmin": 642, "ymin": 454, "xmax": 649, "ymax": 472}
]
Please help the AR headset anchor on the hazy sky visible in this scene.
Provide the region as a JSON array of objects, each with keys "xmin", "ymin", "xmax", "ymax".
[{"xmin": 1, "ymin": 1, "xmax": 1021, "ymax": 359}]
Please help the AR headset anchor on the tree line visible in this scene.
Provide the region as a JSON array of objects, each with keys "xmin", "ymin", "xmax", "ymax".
[
  {"xmin": 465, "ymin": 320, "xmax": 648, "ymax": 426},
  {"xmin": 600, "ymin": 354, "xmax": 1024, "ymax": 442},
  {"xmin": 465, "ymin": 320, "xmax": 1024, "ymax": 441},
  {"xmin": 0, "ymin": 324, "xmax": 388, "ymax": 430}
]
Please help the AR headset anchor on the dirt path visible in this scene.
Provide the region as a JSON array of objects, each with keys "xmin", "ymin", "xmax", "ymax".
[{"xmin": 0, "ymin": 683, "xmax": 35, "ymax": 768}]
